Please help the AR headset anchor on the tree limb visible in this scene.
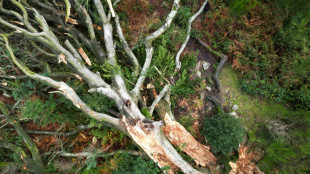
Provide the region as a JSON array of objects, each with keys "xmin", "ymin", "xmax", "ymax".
[
  {"xmin": 145, "ymin": 0, "xmax": 180, "ymax": 43},
  {"xmin": 1, "ymin": 35, "xmax": 121, "ymax": 129},
  {"xmin": 197, "ymin": 38, "xmax": 228, "ymax": 91},
  {"xmin": 4, "ymin": 121, "xmax": 116, "ymax": 137},
  {"xmin": 0, "ymin": 141, "xmax": 45, "ymax": 174},
  {"xmin": 131, "ymin": 0, "xmax": 180, "ymax": 102},
  {"xmin": 0, "ymin": 101, "xmax": 43, "ymax": 166},
  {"xmin": 175, "ymin": 0, "xmax": 209, "ymax": 71},
  {"xmin": 115, "ymin": 14, "xmax": 140, "ymax": 76},
  {"xmin": 148, "ymin": 85, "xmax": 170, "ymax": 115},
  {"xmin": 58, "ymin": 149, "xmax": 142, "ymax": 158}
]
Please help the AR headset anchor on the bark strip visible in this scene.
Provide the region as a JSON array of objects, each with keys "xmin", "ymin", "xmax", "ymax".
[{"xmin": 148, "ymin": 88, "xmax": 217, "ymax": 171}]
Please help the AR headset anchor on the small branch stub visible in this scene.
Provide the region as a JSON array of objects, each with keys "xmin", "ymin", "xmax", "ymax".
[{"xmin": 58, "ymin": 53, "xmax": 67, "ymax": 64}]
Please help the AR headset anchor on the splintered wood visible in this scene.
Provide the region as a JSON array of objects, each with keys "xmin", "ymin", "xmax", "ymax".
[
  {"xmin": 229, "ymin": 145, "xmax": 264, "ymax": 174},
  {"xmin": 78, "ymin": 47, "xmax": 92, "ymax": 66},
  {"xmin": 122, "ymin": 117, "xmax": 178, "ymax": 174},
  {"xmin": 162, "ymin": 115, "xmax": 217, "ymax": 171}
]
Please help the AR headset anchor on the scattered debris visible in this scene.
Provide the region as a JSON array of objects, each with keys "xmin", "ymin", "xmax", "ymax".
[
  {"xmin": 232, "ymin": 104, "xmax": 239, "ymax": 110},
  {"xmin": 206, "ymin": 86, "xmax": 212, "ymax": 92},
  {"xmin": 78, "ymin": 47, "xmax": 92, "ymax": 66},
  {"xmin": 229, "ymin": 111, "xmax": 238, "ymax": 118},
  {"xmin": 58, "ymin": 53, "xmax": 67, "ymax": 64},
  {"xmin": 202, "ymin": 61, "xmax": 210, "ymax": 70},
  {"xmin": 229, "ymin": 145, "xmax": 264, "ymax": 174}
]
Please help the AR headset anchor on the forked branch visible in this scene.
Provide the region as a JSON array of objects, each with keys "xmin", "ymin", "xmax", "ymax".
[
  {"xmin": 131, "ymin": 0, "xmax": 180, "ymax": 102},
  {"xmin": 1, "ymin": 35, "xmax": 121, "ymax": 129},
  {"xmin": 175, "ymin": 0, "xmax": 209, "ymax": 71}
]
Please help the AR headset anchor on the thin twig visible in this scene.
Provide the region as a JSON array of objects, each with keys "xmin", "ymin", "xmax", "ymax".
[{"xmin": 58, "ymin": 149, "xmax": 142, "ymax": 158}]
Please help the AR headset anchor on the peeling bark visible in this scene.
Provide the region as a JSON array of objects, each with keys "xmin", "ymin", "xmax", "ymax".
[
  {"xmin": 162, "ymin": 115, "xmax": 217, "ymax": 170},
  {"xmin": 148, "ymin": 88, "xmax": 217, "ymax": 171},
  {"xmin": 0, "ymin": 1, "xmax": 221, "ymax": 173},
  {"xmin": 122, "ymin": 117, "xmax": 202, "ymax": 174}
]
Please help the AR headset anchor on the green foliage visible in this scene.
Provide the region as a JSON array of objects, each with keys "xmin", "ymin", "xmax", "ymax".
[
  {"xmin": 202, "ymin": 113, "xmax": 246, "ymax": 154},
  {"xmin": 178, "ymin": 115, "xmax": 196, "ymax": 135},
  {"xmin": 156, "ymin": 24, "xmax": 187, "ymax": 52},
  {"xmin": 91, "ymin": 127, "xmax": 125, "ymax": 145},
  {"xmin": 207, "ymin": 0, "xmax": 309, "ymax": 110},
  {"xmin": 171, "ymin": 52, "xmax": 200, "ymax": 98},
  {"xmin": 238, "ymin": 11, "xmax": 310, "ymax": 110},
  {"xmin": 21, "ymin": 95, "xmax": 84, "ymax": 126},
  {"xmin": 111, "ymin": 153, "xmax": 167, "ymax": 174},
  {"xmin": 147, "ymin": 36, "xmax": 200, "ymax": 108},
  {"xmin": 81, "ymin": 166, "xmax": 103, "ymax": 174},
  {"xmin": 258, "ymin": 142, "xmax": 297, "ymax": 173},
  {"xmin": 228, "ymin": 0, "xmax": 258, "ymax": 16},
  {"xmin": 11, "ymin": 79, "xmax": 39, "ymax": 100},
  {"xmin": 149, "ymin": 37, "xmax": 175, "ymax": 88},
  {"xmin": 85, "ymin": 156, "xmax": 98, "ymax": 171},
  {"xmin": 83, "ymin": 93, "xmax": 118, "ymax": 113},
  {"xmin": 141, "ymin": 107, "xmax": 152, "ymax": 120},
  {"xmin": 175, "ymin": 7, "xmax": 192, "ymax": 28}
]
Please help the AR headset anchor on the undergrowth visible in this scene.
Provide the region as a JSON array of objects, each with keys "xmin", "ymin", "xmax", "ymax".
[{"xmin": 195, "ymin": 0, "xmax": 310, "ymax": 110}]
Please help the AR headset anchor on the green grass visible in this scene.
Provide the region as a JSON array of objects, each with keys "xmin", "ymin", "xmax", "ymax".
[{"xmin": 220, "ymin": 67, "xmax": 294, "ymax": 128}]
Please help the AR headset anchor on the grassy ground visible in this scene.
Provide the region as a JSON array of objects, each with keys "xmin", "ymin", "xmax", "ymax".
[{"xmin": 220, "ymin": 67, "xmax": 295, "ymax": 129}]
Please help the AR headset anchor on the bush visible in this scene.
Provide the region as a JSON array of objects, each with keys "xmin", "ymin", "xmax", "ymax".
[
  {"xmin": 202, "ymin": 113, "xmax": 246, "ymax": 154},
  {"xmin": 111, "ymin": 153, "xmax": 167, "ymax": 174},
  {"xmin": 21, "ymin": 95, "xmax": 85, "ymax": 126}
]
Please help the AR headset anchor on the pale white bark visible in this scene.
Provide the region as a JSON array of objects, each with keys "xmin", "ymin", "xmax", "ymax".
[
  {"xmin": 131, "ymin": 0, "xmax": 180, "ymax": 102},
  {"xmin": 1, "ymin": 35, "xmax": 120, "ymax": 128},
  {"xmin": 145, "ymin": 0, "xmax": 180, "ymax": 43},
  {"xmin": 0, "ymin": 1, "xmax": 218, "ymax": 173},
  {"xmin": 106, "ymin": 0, "xmax": 116, "ymax": 17},
  {"xmin": 59, "ymin": 150, "xmax": 141, "ymax": 158},
  {"xmin": 115, "ymin": 14, "xmax": 140, "ymax": 76},
  {"xmin": 148, "ymin": 85, "xmax": 170, "ymax": 115},
  {"xmin": 131, "ymin": 46, "xmax": 154, "ymax": 101},
  {"xmin": 175, "ymin": 0, "xmax": 208, "ymax": 71}
]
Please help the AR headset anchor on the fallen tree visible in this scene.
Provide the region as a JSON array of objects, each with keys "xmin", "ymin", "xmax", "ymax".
[{"xmin": 0, "ymin": 0, "xmax": 219, "ymax": 173}]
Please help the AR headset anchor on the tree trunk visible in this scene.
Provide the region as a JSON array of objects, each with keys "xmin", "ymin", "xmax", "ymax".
[
  {"xmin": 148, "ymin": 88, "xmax": 217, "ymax": 172},
  {"xmin": 121, "ymin": 116, "xmax": 203, "ymax": 174}
]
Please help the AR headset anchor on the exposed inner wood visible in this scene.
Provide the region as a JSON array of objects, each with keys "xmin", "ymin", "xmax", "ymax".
[
  {"xmin": 162, "ymin": 115, "xmax": 217, "ymax": 170},
  {"xmin": 229, "ymin": 145, "xmax": 264, "ymax": 174}
]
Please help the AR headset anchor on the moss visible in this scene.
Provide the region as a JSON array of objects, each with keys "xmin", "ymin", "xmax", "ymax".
[{"xmin": 220, "ymin": 67, "xmax": 295, "ymax": 127}]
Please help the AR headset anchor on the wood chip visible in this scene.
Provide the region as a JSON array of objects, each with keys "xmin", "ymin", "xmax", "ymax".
[
  {"xmin": 146, "ymin": 84, "xmax": 155, "ymax": 89},
  {"xmin": 67, "ymin": 17, "xmax": 78, "ymax": 25},
  {"xmin": 58, "ymin": 53, "xmax": 67, "ymax": 64},
  {"xmin": 93, "ymin": 24, "xmax": 103, "ymax": 30},
  {"xmin": 78, "ymin": 47, "xmax": 92, "ymax": 66},
  {"xmin": 70, "ymin": 73, "xmax": 83, "ymax": 82}
]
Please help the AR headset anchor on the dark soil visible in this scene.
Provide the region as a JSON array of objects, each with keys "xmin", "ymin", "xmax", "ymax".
[{"xmin": 173, "ymin": 38, "xmax": 225, "ymax": 140}]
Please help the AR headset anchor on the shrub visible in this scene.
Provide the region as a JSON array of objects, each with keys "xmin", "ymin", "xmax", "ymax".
[
  {"xmin": 202, "ymin": 113, "xmax": 246, "ymax": 154},
  {"xmin": 111, "ymin": 153, "xmax": 166, "ymax": 174},
  {"xmin": 21, "ymin": 95, "xmax": 85, "ymax": 125}
]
